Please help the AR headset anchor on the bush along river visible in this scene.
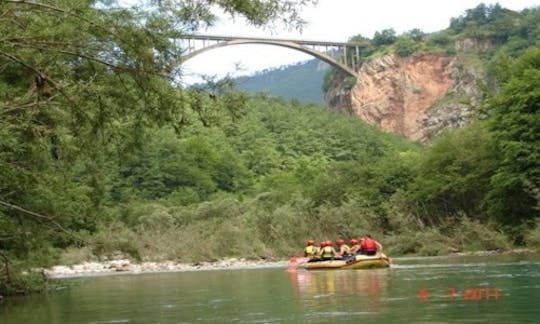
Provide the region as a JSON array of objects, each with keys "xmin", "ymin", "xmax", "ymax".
[{"xmin": 1, "ymin": 252, "xmax": 540, "ymax": 323}]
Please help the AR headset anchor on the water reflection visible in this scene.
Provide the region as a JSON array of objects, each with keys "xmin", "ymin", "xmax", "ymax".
[
  {"xmin": 289, "ymin": 269, "xmax": 389, "ymax": 315},
  {"xmin": 5, "ymin": 254, "xmax": 540, "ymax": 323}
]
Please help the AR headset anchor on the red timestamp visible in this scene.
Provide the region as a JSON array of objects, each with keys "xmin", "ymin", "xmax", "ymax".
[{"xmin": 417, "ymin": 287, "xmax": 500, "ymax": 301}]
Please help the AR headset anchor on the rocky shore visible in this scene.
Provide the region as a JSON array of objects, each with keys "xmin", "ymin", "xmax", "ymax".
[
  {"xmin": 44, "ymin": 258, "xmax": 289, "ymax": 279},
  {"xmin": 44, "ymin": 249, "xmax": 537, "ymax": 279}
]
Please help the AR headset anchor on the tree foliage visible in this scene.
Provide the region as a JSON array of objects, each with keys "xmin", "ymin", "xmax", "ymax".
[
  {"xmin": 0, "ymin": 0, "xmax": 314, "ymax": 295},
  {"xmin": 485, "ymin": 48, "xmax": 540, "ymax": 238},
  {"xmin": 403, "ymin": 125, "xmax": 499, "ymax": 226},
  {"xmin": 372, "ymin": 28, "xmax": 397, "ymax": 46}
]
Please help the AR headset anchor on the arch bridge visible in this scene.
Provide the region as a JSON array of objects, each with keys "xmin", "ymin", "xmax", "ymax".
[{"xmin": 178, "ymin": 35, "xmax": 366, "ymax": 77}]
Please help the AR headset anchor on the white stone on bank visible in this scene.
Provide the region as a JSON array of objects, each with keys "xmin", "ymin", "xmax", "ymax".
[{"xmin": 44, "ymin": 258, "xmax": 288, "ymax": 278}]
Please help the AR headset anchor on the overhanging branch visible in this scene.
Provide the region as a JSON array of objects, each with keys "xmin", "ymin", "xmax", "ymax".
[
  {"xmin": 0, "ymin": 50, "xmax": 74, "ymax": 102},
  {"xmin": 0, "ymin": 199, "xmax": 90, "ymax": 244}
]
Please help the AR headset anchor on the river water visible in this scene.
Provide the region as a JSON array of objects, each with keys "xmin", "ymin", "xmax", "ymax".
[{"xmin": 2, "ymin": 253, "xmax": 539, "ymax": 323}]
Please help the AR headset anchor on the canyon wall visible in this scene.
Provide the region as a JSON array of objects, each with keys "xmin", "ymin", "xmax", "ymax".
[{"xmin": 326, "ymin": 43, "xmax": 488, "ymax": 142}]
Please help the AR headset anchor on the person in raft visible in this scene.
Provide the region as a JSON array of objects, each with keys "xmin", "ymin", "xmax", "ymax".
[
  {"xmin": 348, "ymin": 238, "xmax": 361, "ymax": 254},
  {"xmin": 360, "ymin": 234, "xmax": 383, "ymax": 256},
  {"xmin": 318, "ymin": 240, "xmax": 339, "ymax": 260},
  {"xmin": 304, "ymin": 240, "xmax": 319, "ymax": 258},
  {"xmin": 336, "ymin": 239, "xmax": 351, "ymax": 257},
  {"xmin": 357, "ymin": 237, "xmax": 366, "ymax": 254}
]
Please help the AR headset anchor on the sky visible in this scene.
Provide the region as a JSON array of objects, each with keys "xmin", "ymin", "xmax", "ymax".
[{"xmin": 180, "ymin": 0, "xmax": 539, "ymax": 85}]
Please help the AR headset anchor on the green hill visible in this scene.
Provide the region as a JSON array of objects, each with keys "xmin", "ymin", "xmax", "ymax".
[{"xmin": 234, "ymin": 60, "xmax": 329, "ymax": 105}]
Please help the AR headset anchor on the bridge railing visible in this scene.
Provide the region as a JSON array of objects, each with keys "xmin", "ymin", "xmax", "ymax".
[{"xmin": 177, "ymin": 34, "xmax": 367, "ymax": 76}]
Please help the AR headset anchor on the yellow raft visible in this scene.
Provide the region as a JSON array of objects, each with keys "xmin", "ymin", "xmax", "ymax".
[{"xmin": 302, "ymin": 253, "xmax": 391, "ymax": 270}]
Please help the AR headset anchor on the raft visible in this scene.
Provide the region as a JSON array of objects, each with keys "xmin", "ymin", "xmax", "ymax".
[{"xmin": 302, "ymin": 253, "xmax": 391, "ymax": 270}]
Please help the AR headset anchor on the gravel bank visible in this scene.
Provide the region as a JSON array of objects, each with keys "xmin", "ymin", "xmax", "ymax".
[
  {"xmin": 45, "ymin": 258, "xmax": 289, "ymax": 279},
  {"xmin": 44, "ymin": 249, "xmax": 537, "ymax": 279}
]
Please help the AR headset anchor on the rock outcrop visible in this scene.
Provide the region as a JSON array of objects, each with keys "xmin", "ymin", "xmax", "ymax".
[{"xmin": 327, "ymin": 41, "xmax": 488, "ymax": 142}]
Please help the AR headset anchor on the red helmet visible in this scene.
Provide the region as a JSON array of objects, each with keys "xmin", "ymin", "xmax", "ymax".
[
  {"xmin": 326, "ymin": 240, "xmax": 333, "ymax": 246},
  {"xmin": 350, "ymin": 239, "xmax": 358, "ymax": 245},
  {"xmin": 307, "ymin": 240, "xmax": 315, "ymax": 246},
  {"xmin": 320, "ymin": 241, "xmax": 327, "ymax": 247},
  {"xmin": 337, "ymin": 239, "xmax": 345, "ymax": 245}
]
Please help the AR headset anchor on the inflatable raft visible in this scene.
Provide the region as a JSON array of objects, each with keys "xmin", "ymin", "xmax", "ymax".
[{"xmin": 302, "ymin": 253, "xmax": 391, "ymax": 270}]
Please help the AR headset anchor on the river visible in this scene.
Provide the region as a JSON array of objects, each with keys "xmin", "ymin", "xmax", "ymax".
[{"xmin": 1, "ymin": 253, "xmax": 539, "ymax": 323}]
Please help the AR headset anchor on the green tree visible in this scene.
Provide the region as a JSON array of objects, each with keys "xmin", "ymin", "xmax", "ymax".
[
  {"xmin": 404, "ymin": 125, "xmax": 499, "ymax": 226},
  {"xmin": 394, "ymin": 36, "xmax": 418, "ymax": 57},
  {"xmin": 373, "ymin": 28, "xmax": 397, "ymax": 46},
  {"xmin": 485, "ymin": 48, "xmax": 540, "ymax": 240},
  {"xmin": 0, "ymin": 0, "xmax": 314, "ymax": 295},
  {"xmin": 406, "ymin": 28, "xmax": 426, "ymax": 41}
]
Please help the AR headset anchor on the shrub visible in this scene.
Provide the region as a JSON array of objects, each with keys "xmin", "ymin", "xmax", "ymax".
[
  {"xmin": 524, "ymin": 219, "xmax": 540, "ymax": 248},
  {"xmin": 343, "ymin": 76, "xmax": 357, "ymax": 90},
  {"xmin": 428, "ymin": 33, "xmax": 452, "ymax": 47},
  {"xmin": 452, "ymin": 217, "xmax": 510, "ymax": 251},
  {"xmin": 92, "ymin": 222, "xmax": 142, "ymax": 261},
  {"xmin": 416, "ymin": 228, "xmax": 452, "ymax": 256},
  {"xmin": 58, "ymin": 246, "xmax": 96, "ymax": 265},
  {"xmin": 0, "ymin": 269, "xmax": 47, "ymax": 296},
  {"xmin": 384, "ymin": 234, "xmax": 422, "ymax": 255},
  {"xmin": 394, "ymin": 37, "xmax": 418, "ymax": 57},
  {"xmin": 136, "ymin": 208, "xmax": 175, "ymax": 232}
]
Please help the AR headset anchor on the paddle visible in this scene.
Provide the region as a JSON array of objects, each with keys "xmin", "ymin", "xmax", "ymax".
[{"xmin": 287, "ymin": 256, "xmax": 309, "ymax": 272}]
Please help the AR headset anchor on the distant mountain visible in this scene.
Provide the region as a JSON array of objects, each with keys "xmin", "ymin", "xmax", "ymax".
[{"xmin": 233, "ymin": 59, "xmax": 330, "ymax": 105}]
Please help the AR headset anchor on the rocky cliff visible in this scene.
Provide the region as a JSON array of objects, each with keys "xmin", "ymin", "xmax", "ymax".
[{"xmin": 327, "ymin": 43, "xmax": 487, "ymax": 142}]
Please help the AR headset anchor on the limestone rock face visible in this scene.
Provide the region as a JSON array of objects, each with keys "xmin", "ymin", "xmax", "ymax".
[
  {"xmin": 327, "ymin": 45, "xmax": 486, "ymax": 142},
  {"xmin": 351, "ymin": 54, "xmax": 455, "ymax": 141}
]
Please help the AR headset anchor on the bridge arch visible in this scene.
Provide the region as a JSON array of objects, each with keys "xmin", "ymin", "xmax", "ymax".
[{"xmin": 180, "ymin": 37, "xmax": 360, "ymax": 78}]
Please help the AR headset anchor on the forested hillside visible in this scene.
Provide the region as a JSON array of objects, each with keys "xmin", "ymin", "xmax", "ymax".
[
  {"xmin": 233, "ymin": 60, "xmax": 329, "ymax": 105},
  {"xmin": 0, "ymin": 1, "xmax": 538, "ymax": 296}
]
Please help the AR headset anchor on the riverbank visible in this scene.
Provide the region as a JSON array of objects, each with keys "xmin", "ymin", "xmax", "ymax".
[
  {"xmin": 44, "ymin": 258, "xmax": 289, "ymax": 279},
  {"xmin": 44, "ymin": 248, "xmax": 537, "ymax": 279}
]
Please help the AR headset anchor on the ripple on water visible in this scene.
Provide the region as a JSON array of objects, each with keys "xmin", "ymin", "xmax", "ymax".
[
  {"xmin": 313, "ymin": 293, "xmax": 333, "ymax": 298},
  {"xmin": 392, "ymin": 262, "xmax": 489, "ymax": 269},
  {"xmin": 384, "ymin": 297, "xmax": 410, "ymax": 302},
  {"xmin": 305, "ymin": 310, "xmax": 378, "ymax": 320},
  {"xmin": 393, "ymin": 260, "xmax": 540, "ymax": 270},
  {"xmin": 487, "ymin": 273, "xmax": 515, "ymax": 278},
  {"xmin": 239, "ymin": 315, "xmax": 284, "ymax": 324}
]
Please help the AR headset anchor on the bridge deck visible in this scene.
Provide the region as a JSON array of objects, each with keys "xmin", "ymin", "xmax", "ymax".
[{"xmin": 184, "ymin": 34, "xmax": 366, "ymax": 48}]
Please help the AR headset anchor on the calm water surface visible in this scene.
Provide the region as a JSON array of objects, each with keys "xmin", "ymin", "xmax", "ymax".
[{"xmin": 2, "ymin": 253, "xmax": 540, "ymax": 323}]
